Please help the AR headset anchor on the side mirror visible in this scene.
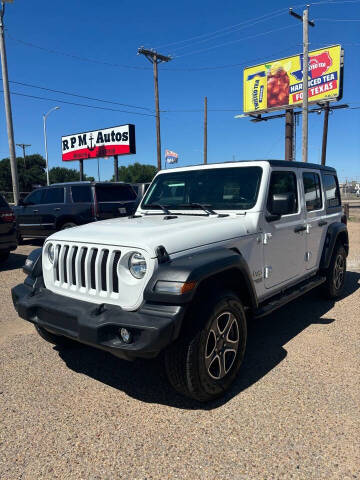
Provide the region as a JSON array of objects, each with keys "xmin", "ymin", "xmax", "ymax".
[
  {"xmin": 267, "ymin": 193, "xmax": 295, "ymax": 220},
  {"xmin": 18, "ymin": 199, "xmax": 25, "ymax": 206}
]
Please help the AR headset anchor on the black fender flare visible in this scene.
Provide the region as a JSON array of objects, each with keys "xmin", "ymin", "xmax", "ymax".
[
  {"xmin": 144, "ymin": 247, "xmax": 258, "ymax": 308},
  {"xmin": 320, "ymin": 222, "xmax": 349, "ymax": 270}
]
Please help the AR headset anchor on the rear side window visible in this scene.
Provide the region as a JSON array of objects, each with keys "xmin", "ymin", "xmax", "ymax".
[
  {"xmin": 267, "ymin": 171, "xmax": 298, "ymax": 214},
  {"xmin": 323, "ymin": 174, "xmax": 341, "ymax": 207},
  {"xmin": 303, "ymin": 172, "xmax": 322, "ymax": 211},
  {"xmin": 96, "ymin": 184, "xmax": 137, "ymax": 202},
  {"xmin": 42, "ymin": 188, "xmax": 65, "ymax": 204},
  {"xmin": 72, "ymin": 185, "xmax": 92, "ymax": 203}
]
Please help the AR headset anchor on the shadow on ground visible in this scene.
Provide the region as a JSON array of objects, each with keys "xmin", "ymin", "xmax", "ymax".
[
  {"xmin": 0, "ymin": 240, "xmax": 43, "ymax": 272},
  {"xmin": 0, "ymin": 252, "xmax": 28, "ymax": 272},
  {"xmin": 57, "ymin": 271, "xmax": 360, "ymax": 410}
]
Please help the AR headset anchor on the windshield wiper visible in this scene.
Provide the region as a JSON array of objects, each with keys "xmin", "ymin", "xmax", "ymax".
[
  {"xmin": 144, "ymin": 203, "xmax": 171, "ymax": 215},
  {"xmin": 179, "ymin": 203, "xmax": 217, "ymax": 215}
]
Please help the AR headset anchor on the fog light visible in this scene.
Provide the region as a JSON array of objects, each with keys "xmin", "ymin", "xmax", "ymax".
[{"xmin": 120, "ymin": 328, "xmax": 132, "ymax": 344}]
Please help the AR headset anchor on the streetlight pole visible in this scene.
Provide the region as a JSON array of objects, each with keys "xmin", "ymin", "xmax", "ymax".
[
  {"xmin": 43, "ymin": 106, "xmax": 60, "ymax": 185},
  {"xmin": 0, "ymin": 0, "xmax": 19, "ymax": 205}
]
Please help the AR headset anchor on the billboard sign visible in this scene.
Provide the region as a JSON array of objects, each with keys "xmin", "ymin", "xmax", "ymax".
[
  {"xmin": 62, "ymin": 124, "xmax": 136, "ymax": 161},
  {"xmin": 243, "ymin": 45, "xmax": 343, "ymax": 114}
]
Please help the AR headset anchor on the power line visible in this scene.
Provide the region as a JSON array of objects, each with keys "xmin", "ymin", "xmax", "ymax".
[
  {"xmin": 169, "ymin": 12, "xmax": 287, "ymax": 54},
  {"xmin": 2, "ymin": 78, "xmax": 153, "ymax": 111},
  {"xmin": 1, "ymin": 90, "xmax": 155, "ymax": 116},
  {"xmin": 175, "ymin": 25, "xmax": 296, "ymax": 58},
  {"xmin": 6, "ymin": 33, "xmax": 152, "ymax": 71},
  {"xmin": 317, "ymin": 17, "xmax": 360, "ymax": 21},
  {"xmin": 155, "ymin": 7, "xmax": 288, "ymax": 50}
]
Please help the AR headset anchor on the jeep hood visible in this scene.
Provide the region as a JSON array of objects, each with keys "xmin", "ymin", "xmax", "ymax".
[{"xmin": 48, "ymin": 214, "xmax": 248, "ymax": 257}]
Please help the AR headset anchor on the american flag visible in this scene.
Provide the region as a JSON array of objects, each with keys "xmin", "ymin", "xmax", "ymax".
[{"xmin": 165, "ymin": 149, "xmax": 179, "ymax": 164}]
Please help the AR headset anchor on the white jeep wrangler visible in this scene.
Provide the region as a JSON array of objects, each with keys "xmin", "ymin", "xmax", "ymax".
[{"xmin": 12, "ymin": 160, "xmax": 348, "ymax": 401}]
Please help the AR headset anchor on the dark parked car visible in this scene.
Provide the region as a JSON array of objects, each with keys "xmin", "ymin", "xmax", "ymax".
[
  {"xmin": 0, "ymin": 193, "xmax": 17, "ymax": 261},
  {"xmin": 13, "ymin": 181, "xmax": 137, "ymax": 242}
]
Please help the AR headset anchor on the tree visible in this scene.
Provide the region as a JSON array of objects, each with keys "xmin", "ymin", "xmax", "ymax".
[
  {"xmin": 0, "ymin": 155, "xmax": 94, "ymax": 196},
  {"xmin": 111, "ymin": 162, "xmax": 157, "ymax": 183},
  {"xmin": 0, "ymin": 154, "xmax": 46, "ymax": 192},
  {"xmin": 49, "ymin": 167, "xmax": 94, "ymax": 184}
]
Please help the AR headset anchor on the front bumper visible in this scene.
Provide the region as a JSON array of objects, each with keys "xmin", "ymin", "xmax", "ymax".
[{"xmin": 12, "ymin": 282, "xmax": 185, "ymax": 360}]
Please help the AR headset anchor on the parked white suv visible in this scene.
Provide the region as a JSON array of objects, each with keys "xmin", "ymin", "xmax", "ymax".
[{"xmin": 12, "ymin": 160, "xmax": 348, "ymax": 401}]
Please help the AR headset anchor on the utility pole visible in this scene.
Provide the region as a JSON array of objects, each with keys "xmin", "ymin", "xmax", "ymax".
[
  {"xmin": 16, "ymin": 143, "xmax": 31, "ymax": 169},
  {"xmin": 204, "ymin": 96, "xmax": 207, "ymax": 164},
  {"xmin": 285, "ymin": 109, "xmax": 294, "ymax": 161},
  {"xmin": 321, "ymin": 102, "xmax": 330, "ymax": 166},
  {"xmin": 289, "ymin": 6, "xmax": 315, "ymax": 162},
  {"xmin": 0, "ymin": 1, "xmax": 19, "ymax": 205},
  {"xmin": 138, "ymin": 47, "xmax": 171, "ymax": 171},
  {"xmin": 79, "ymin": 159, "xmax": 84, "ymax": 181},
  {"xmin": 114, "ymin": 155, "xmax": 119, "ymax": 181}
]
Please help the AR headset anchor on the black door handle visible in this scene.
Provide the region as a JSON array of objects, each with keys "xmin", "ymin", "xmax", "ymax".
[
  {"xmin": 33, "ymin": 209, "xmax": 39, "ymax": 213},
  {"xmin": 294, "ymin": 225, "xmax": 306, "ymax": 233},
  {"xmin": 318, "ymin": 220, "xmax": 328, "ymax": 227},
  {"xmin": 54, "ymin": 208, "xmax": 61, "ymax": 211}
]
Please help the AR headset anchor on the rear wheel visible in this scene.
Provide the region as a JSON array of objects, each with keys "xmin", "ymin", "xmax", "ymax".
[
  {"xmin": 165, "ymin": 291, "xmax": 247, "ymax": 402},
  {"xmin": 323, "ymin": 243, "xmax": 347, "ymax": 298},
  {"xmin": 35, "ymin": 325, "xmax": 77, "ymax": 347}
]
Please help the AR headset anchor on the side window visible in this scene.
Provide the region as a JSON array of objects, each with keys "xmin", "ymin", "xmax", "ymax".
[
  {"xmin": 71, "ymin": 186, "xmax": 92, "ymax": 203},
  {"xmin": 303, "ymin": 172, "xmax": 322, "ymax": 211},
  {"xmin": 24, "ymin": 189, "xmax": 43, "ymax": 205},
  {"xmin": 267, "ymin": 171, "xmax": 298, "ymax": 215},
  {"xmin": 323, "ymin": 174, "xmax": 341, "ymax": 208},
  {"xmin": 42, "ymin": 188, "xmax": 65, "ymax": 204}
]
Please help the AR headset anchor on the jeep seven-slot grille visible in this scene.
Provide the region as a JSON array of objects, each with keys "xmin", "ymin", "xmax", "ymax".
[{"xmin": 54, "ymin": 244, "xmax": 121, "ymax": 294}]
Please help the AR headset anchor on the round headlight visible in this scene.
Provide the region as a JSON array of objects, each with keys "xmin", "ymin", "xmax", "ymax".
[
  {"xmin": 47, "ymin": 244, "xmax": 55, "ymax": 264},
  {"xmin": 128, "ymin": 252, "xmax": 147, "ymax": 279}
]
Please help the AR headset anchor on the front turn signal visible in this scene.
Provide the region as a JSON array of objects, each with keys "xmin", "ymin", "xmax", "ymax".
[{"xmin": 155, "ymin": 281, "xmax": 196, "ymax": 295}]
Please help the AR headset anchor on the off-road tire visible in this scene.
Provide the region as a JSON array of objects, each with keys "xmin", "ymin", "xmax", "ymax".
[
  {"xmin": 165, "ymin": 291, "xmax": 247, "ymax": 402},
  {"xmin": 35, "ymin": 325, "xmax": 77, "ymax": 347},
  {"xmin": 323, "ymin": 243, "xmax": 347, "ymax": 299}
]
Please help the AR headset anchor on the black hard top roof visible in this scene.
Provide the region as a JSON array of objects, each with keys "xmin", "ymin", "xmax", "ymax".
[{"xmin": 163, "ymin": 159, "xmax": 337, "ymax": 173}]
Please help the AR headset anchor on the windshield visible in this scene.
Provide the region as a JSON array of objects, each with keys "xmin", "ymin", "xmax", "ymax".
[{"xmin": 142, "ymin": 166, "xmax": 262, "ymax": 211}]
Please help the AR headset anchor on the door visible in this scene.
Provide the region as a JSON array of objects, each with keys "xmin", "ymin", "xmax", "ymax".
[
  {"xmin": 16, "ymin": 189, "xmax": 44, "ymax": 236},
  {"xmin": 263, "ymin": 170, "xmax": 306, "ymax": 290},
  {"xmin": 302, "ymin": 171, "xmax": 326, "ymax": 271},
  {"xmin": 37, "ymin": 187, "xmax": 65, "ymax": 237}
]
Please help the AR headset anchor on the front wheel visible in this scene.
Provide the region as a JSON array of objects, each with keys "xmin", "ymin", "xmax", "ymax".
[
  {"xmin": 165, "ymin": 291, "xmax": 247, "ymax": 402},
  {"xmin": 323, "ymin": 243, "xmax": 347, "ymax": 299}
]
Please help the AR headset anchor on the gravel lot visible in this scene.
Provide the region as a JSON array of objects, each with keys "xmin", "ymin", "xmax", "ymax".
[{"xmin": 0, "ymin": 223, "xmax": 359, "ymax": 480}]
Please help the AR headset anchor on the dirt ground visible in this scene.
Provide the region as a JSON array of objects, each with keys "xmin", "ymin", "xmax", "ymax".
[{"xmin": 0, "ymin": 219, "xmax": 359, "ymax": 480}]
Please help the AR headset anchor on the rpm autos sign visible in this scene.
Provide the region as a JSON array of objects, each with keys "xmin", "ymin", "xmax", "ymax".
[{"xmin": 62, "ymin": 124, "xmax": 136, "ymax": 161}]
